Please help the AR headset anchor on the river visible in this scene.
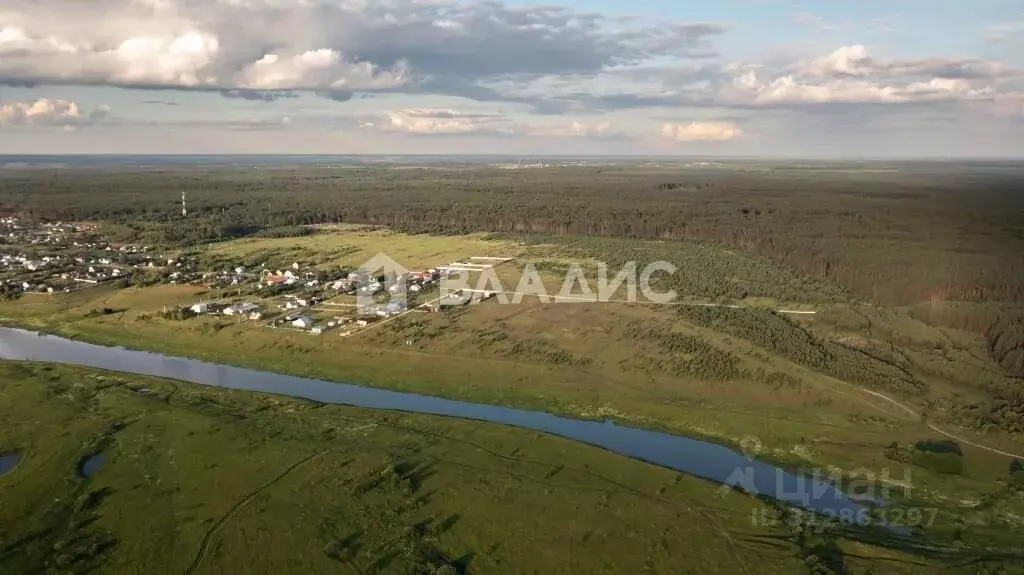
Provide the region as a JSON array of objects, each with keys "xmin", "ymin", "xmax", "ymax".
[{"xmin": 0, "ymin": 327, "xmax": 868, "ymax": 517}]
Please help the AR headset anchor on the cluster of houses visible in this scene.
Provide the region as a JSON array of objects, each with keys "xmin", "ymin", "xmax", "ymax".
[
  {"xmin": 1, "ymin": 218, "xmax": 110, "ymax": 249},
  {"xmin": 0, "ymin": 217, "xmax": 192, "ymax": 294},
  {"xmin": 189, "ymin": 301, "xmax": 263, "ymax": 320},
  {"xmin": 277, "ymin": 313, "xmax": 377, "ymax": 335}
]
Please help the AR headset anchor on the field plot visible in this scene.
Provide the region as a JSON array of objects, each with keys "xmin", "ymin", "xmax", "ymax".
[{"xmin": 202, "ymin": 228, "xmax": 523, "ymax": 272}]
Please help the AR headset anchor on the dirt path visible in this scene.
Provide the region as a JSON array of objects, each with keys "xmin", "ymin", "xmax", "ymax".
[
  {"xmin": 821, "ymin": 374, "xmax": 1023, "ymax": 460},
  {"xmin": 185, "ymin": 448, "xmax": 336, "ymax": 575}
]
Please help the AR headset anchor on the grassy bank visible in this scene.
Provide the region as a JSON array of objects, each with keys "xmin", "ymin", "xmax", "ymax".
[
  {"xmin": 2, "ymin": 361, "xmax": 965, "ymax": 574},
  {"xmin": 2, "ymin": 283, "xmax": 1022, "ymax": 522}
]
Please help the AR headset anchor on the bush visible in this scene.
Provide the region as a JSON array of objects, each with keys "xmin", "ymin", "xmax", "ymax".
[
  {"xmin": 917, "ymin": 448, "xmax": 962, "ymax": 474},
  {"xmin": 914, "ymin": 439, "xmax": 963, "ymax": 456}
]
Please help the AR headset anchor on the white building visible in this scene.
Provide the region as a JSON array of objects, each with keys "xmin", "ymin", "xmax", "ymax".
[
  {"xmin": 224, "ymin": 303, "xmax": 259, "ymax": 316},
  {"xmin": 292, "ymin": 316, "xmax": 313, "ymax": 329},
  {"xmin": 190, "ymin": 303, "xmax": 209, "ymax": 314}
]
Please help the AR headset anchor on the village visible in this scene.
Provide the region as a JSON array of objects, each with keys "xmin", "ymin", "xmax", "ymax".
[
  {"xmin": 0, "ymin": 216, "xmax": 192, "ymax": 297},
  {"xmin": 0, "ymin": 216, "xmax": 511, "ymax": 338},
  {"xmin": 181, "ymin": 255, "xmax": 512, "ymax": 338}
]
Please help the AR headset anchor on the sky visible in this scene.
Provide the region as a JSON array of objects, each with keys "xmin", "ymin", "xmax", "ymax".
[{"xmin": 1, "ymin": 0, "xmax": 1023, "ymax": 156}]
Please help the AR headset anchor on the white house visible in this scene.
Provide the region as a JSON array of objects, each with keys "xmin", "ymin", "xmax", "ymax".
[
  {"xmin": 224, "ymin": 303, "xmax": 259, "ymax": 316},
  {"xmin": 292, "ymin": 316, "xmax": 313, "ymax": 329},
  {"xmin": 190, "ymin": 303, "xmax": 209, "ymax": 314}
]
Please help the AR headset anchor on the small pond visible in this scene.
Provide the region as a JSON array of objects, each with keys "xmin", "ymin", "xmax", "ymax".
[
  {"xmin": 0, "ymin": 452, "xmax": 22, "ymax": 476},
  {"xmin": 79, "ymin": 453, "xmax": 106, "ymax": 478}
]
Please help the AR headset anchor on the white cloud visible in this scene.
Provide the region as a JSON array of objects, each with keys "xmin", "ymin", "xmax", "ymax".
[
  {"xmin": 381, "ymin": 108, "xmax": 512, "ymax": 135},
  {"xmin": 797, "ymin": 45, "xmax": 1016, "ymax": 80},
  {"xmin": 0, "ymin": 0, "xmax": 724, "ymax": 99},
  {"xmin": 530, "ymin": 120, "xmax": 623, "ymax": 139},
  {"xmin": 371, "ymin": 109, "xmax": 630, "ymax": 139},
  {"xmin": 725, "ymin": 58, "xmax": 999, "ymax": 106},
  {"xmin": 0, "ymin": 98, "xmax": 110, "ymax": 127},
  {"xmin": 986, "ymin": 14, "xmax": 1024, "ymax": 42},
  {"xmin": 661, "ymin": 121, "xmax": 742, "ymax": 142},
  {"xmin": 235, "ymin": 50, "xmax": 409, "ymax": 91}
]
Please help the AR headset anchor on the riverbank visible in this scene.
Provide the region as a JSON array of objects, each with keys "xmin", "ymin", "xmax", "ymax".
[
  {"xmin": 5, "ymin": 361, "xmax": 936, "ymax": 574},
  {"xmin": 2, "ymin": 286, "xmax": 1021, "ymax": 519}
]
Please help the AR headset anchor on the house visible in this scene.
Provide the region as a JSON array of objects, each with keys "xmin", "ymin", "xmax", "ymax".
[
  {"xmin": 439, "ymin": 293, "xmax": 471, "ymax": 308},
  {"xmin": 190, "ymin": 303, "xmax": 209, "ymax": 314},
  {"xmin": 249, "ymin": 311, "xmax": 263, "ymax": 321},
  {"xmin": 224, "ymin": 303, "xmax": 259, "ymax": 316},
  {"xmin": 283, "ymin": 300, "xmax": 300, "ymax": 310},
  {"xmin": 311, "ymin": 326, "xmax": 324, "ymax": 335},
  {"xmin": 292, "ymin": 316, "xmax": 313, "ymax": 329},
  {"xmin": 409, "ymin": 284, "xmax": 422, "ymax": 293}
]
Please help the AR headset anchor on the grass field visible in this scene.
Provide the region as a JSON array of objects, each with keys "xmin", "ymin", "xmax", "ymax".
[
  {"xmin": 200, "ymin": 227, "xmax": 522, "ymax": 272},
  {"xmin": 2, "ymin": 228, "xmax": 1023, "ymax": 557},
  {"xmin": 4, "ymin": 361, "xmax": 962, "ymax": 575}
]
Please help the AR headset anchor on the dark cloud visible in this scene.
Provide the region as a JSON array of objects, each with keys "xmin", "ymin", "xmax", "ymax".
[
  {"xmin": 316, "ymin": 90, "xmax": 354, "ymax": 102},
  {"xmin": 220, "ymin": 89, "xmax": 299, "ymax": 102}
]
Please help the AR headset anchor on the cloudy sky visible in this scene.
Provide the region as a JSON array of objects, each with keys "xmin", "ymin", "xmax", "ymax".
[{"xmin": 1, "ymin": 0, "xmax": 1023, "ymax": 156}]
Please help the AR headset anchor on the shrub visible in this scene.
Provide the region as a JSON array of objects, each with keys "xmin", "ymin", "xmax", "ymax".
[{"xmin": 914, "ymin": 439, "xmax": 963, "ymax": 456}]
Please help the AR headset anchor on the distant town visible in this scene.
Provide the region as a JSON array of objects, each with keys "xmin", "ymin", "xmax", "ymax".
[{"xmin": 0, "ymin": 216, "xmax": 505, "ymax": 337}]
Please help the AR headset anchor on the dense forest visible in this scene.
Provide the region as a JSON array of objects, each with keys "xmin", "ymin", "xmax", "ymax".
[
  {"xmin": 2, "ymin": 163, "xmax": 1020, "ymax": 307},
  {"xmin": 1, "ymin": 160, "xmax": 1022, "ymax": 431}
]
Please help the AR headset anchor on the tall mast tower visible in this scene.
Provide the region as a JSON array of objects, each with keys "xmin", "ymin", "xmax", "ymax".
[{"xmin": 181, "ymin": 192, "xmax": 187, "ymax": 217}]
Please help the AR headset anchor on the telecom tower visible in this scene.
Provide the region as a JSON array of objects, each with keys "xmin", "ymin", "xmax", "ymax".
[{"xmin": 181, "ymin": 192, "xmax": 187, "ymax": 217}]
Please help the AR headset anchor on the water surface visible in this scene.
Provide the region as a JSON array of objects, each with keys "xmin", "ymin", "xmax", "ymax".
[
  {"xmin": 0, "ymin": 452, "xmax": 22, "ymax": 476},
  {"xmin": 79, "ymin": 453, "xmax": 106, "ymax": 478},
  {"xmin": 0, "ymin": 327, "xmax": 868, "ymax": 516}
]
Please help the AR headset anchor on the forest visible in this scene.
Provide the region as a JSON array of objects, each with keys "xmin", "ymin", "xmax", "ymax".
[
  {"xmin": 1, "ymin": 161, "xmax": 1022, "ymax": 387},
  {"xmin": 2, "ymin": 161, "xmax": 1024, "ymax": 306},
  {"xmin": 1, "ymin": 162, "xmax": 1021, "ymax": 307}
]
